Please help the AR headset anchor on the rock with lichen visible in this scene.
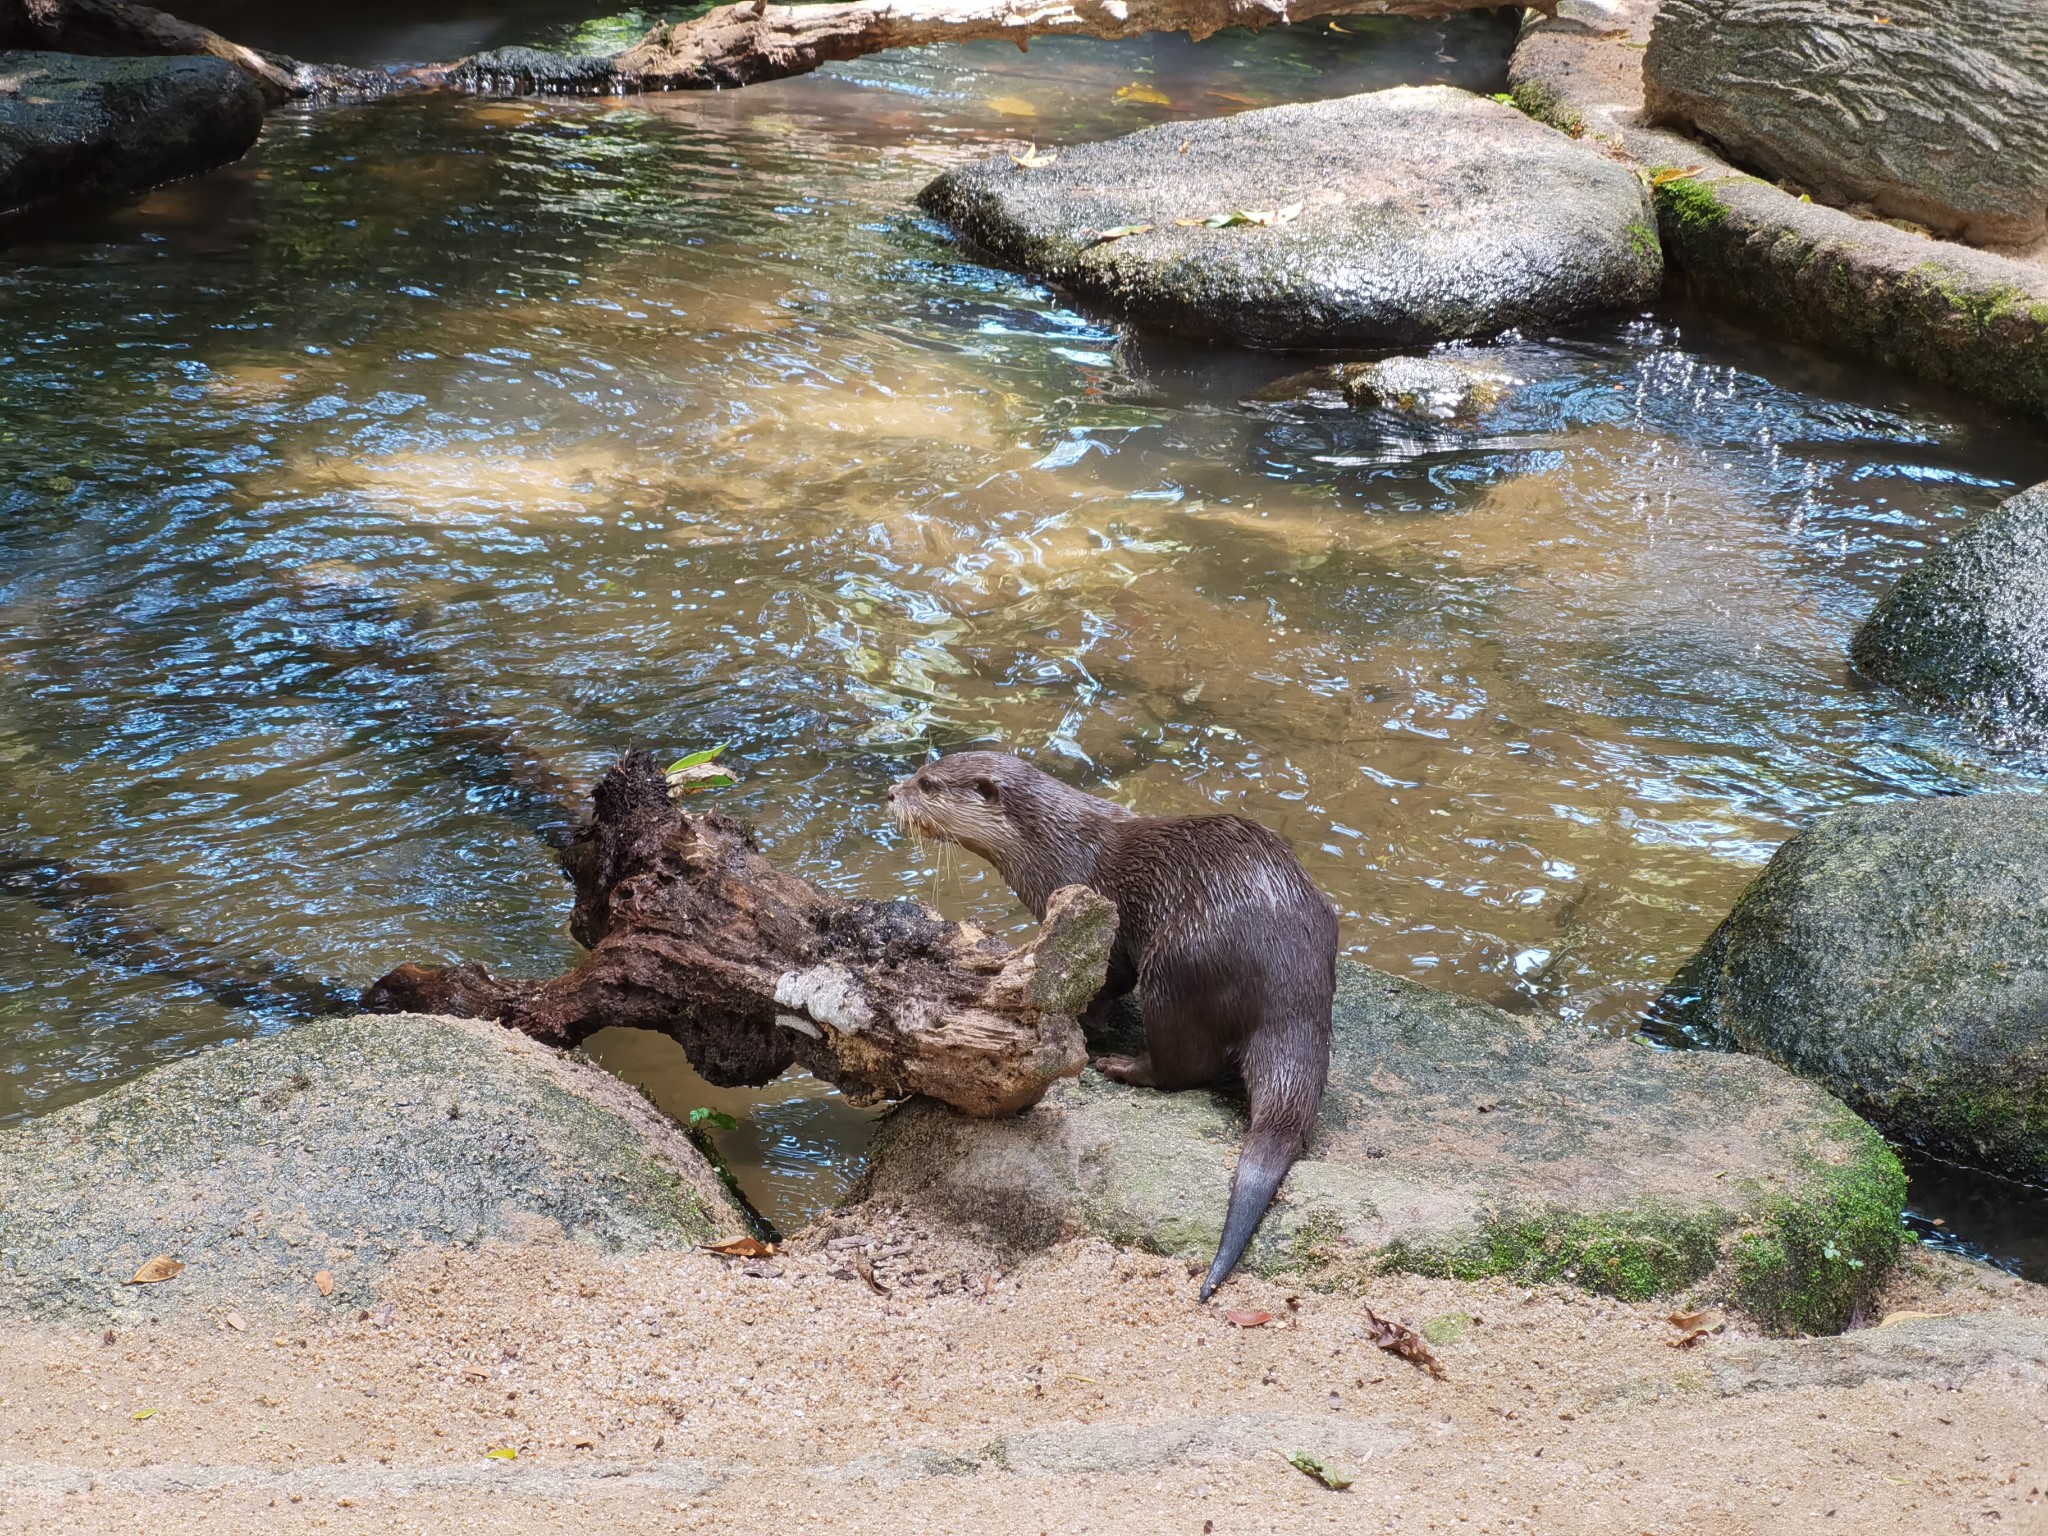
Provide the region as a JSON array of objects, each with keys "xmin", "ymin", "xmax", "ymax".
[
  {"xmin": 0, "ymin": 1012, "xmax": 750, "ymax": 1319},
  {"xmin": 919, "ymin": 86, "xmax": 1661, "ymax": 350},
  {"xmin": 854, "ymin": 962, "xmax": 1904, "ymax": 1333},
  {"xmin": 1661, "ymin": 794, "xmax": 2048, "ymax": 1186}
]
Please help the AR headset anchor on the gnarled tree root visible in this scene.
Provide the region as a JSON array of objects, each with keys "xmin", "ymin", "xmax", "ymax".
[{"xmin": 364, "ymin": 751, "xmax": 1117, "ymax": 1118}]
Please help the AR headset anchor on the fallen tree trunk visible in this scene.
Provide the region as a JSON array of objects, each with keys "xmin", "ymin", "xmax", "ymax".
[
  {"xmin": 430, "ymin": 0, "xmax": 1543, "ymax": 95},
  {"xmin": 364, "ymin": 750, "xmax": 1117, "ymax": 1118},
  {"xmin": 0, "ymin": 0, "xmax": 389, "ymax": 101}
]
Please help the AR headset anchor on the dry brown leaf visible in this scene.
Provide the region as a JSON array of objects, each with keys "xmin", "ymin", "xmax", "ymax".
[
  {"xmin": 1877, "ymin": 1310, "xmax": 1951, "ymax": 1329},
  {"xmin": 127, "ymin": 1255, "xmax": 184, "ymax": 1285},
  {"xmin": 854, "ymin": 1255, "xmax": 890, "ymax": 1295},
  {"xmin": 1009, "ymin": 145, "xmax": 1058, "ymax": 170},
  {"xmin": 314, "ymin": 1270, "xmax": 335, "ymax": 1297},
  {"xmin": 1362, "ymin": 1304, "xmax": 1445, "ymax": 1379},
  {"xmin": 463, "ymin": 1366, "xmax": 490, "ymax": 1382},
  {"xmin": 1667, "ymin": 1308, "xmax": 1724, "ymax": 1348},
  {"xmin": 1224, "ymin": 1309, "xmax": 1273, "ymax": 1329},
  {"xmin": 703, "ymin": 1237, "xmax": 778, "ymax": 1259}
]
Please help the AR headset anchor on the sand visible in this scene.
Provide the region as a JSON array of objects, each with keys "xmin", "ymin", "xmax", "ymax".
[{"xmin": 0, "ymin": 1222, "xmax": 2042, "ymax": 1536}]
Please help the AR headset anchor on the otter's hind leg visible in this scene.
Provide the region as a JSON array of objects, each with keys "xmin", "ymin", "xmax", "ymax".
[{"xmin": 1095, "ymin": 972, "xmax": 1232, "ymax": 1090}]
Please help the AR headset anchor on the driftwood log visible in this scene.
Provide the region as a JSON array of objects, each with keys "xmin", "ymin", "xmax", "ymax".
[
  {"xmin": 364, "ymin": 751, "xmax": 1118, "ymax": 1118},
  {"xmin": 5, "ymin": 0, "xmax": 1541, "ymax": 103},
  {"xmin": 428, "ymin": 0, "xmax": 1546, "ymax": 95},
  {"xmin": 0, "ymin": 0, "xmax": 385, "ymax": 100}
]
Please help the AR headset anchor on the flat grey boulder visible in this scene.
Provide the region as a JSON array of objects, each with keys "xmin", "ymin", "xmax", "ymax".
[
  {"xmin": 0, "ymin": 51, "xmax": 265, "ymax": 219},
  {"xmin": 1852, "ymin": 481, "xmax": 2048, "ymax": 751},
  {"xmin": 1644, "ymin": 0, "xmax": 2048, "ymax": 245},
  {"xmin": 857, "ymin": 963, "xmax": 1903, "ymax": 1333},
  {"xmin": 1709, "ymin": 1313, "xmax": 2048, "ymax": 1395},
  {"xmin": 0, "ymin": 1013, "xmax": 748, "ymax": 1319},
  {"xmin": 918, "ymin": 86, "xmax": 1662, "ymax": 351},
  {"xmin": 1662, "ymin": 795, "xmax": 2048, "ymax": 1186}
]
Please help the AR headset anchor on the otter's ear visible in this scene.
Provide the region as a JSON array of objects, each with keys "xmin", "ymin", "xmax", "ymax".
[{"xmin": 972, "ymin": 776, "xmax": 1000, "ymax": 804}]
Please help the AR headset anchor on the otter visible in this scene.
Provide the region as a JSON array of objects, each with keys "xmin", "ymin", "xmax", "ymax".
[{"xmin": 887, "ymin": 751, "xmax": 1335, "ymax": 1299}]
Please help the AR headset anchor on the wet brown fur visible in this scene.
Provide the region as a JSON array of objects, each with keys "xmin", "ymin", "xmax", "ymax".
[{"xmin": 888, "ymin": 751, "xmax": 1336, "ymax": 1298}]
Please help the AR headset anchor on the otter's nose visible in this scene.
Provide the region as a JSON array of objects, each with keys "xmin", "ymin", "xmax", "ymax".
[{"xmin": 885, "ymin": 784, "xmax": 898, "ymax": 802}]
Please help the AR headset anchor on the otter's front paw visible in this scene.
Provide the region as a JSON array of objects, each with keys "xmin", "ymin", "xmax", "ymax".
[{"xmin": 1094, "ymin": 1053, "xmax": 1155, "ymax": 1086}]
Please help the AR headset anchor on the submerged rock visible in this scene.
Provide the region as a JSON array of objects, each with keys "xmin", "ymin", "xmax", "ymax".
[
  {"xmin": 918, "ymin": 86, "xmax": 1662, "ymax": 351},
  {"xmin": 0, "ymin": 1013, "xmax": 749, "ymax": 1318},
  {"xmin": 856, "ymin": 963, "xmax": 1903, "ymax": 1333},
  {"xmin": 0, "ymin": 52, "xmax": 265, "ymax": 219},
  {"xmin": 1662, "ymin": 795, "xmax": 2048, "ymax": 1186},
  {"xmin": 1339, "ymin": 355, "xmax": 1518, "ymax": 421},
  {"xmin": 1852, "ymin": 481, "xmax": 2048, "ymax": 751},
  {"xmin": 1644, "ymin": 0, "xmax": 2048, "ymax": 246}
]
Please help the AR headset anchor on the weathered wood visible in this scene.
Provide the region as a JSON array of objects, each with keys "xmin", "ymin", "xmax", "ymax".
[
  {"xmin": 428, "ymin": 0, "xmax": 1545, "ymax": 96},
  {"xmin": 0, "ymin": 0, "xmax": 386, "ymax": 101},
  {"xmin": 364, "ymin": 751, "xmax": 1117, "ymax": 1118}
]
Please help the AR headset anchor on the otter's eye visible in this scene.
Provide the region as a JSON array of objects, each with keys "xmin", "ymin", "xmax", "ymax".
[
  {"xmin": 914, "ymin": 773, "xmax": 933, "ymax": 791},
  {"xmin": 972, "ymin": 777, "xmax": 999, "ymax": 804}
]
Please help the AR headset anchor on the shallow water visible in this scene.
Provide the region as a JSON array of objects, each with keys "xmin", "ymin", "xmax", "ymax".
[{"xmin": 2, "ymin": 8, "xmax": 2044, "ymax": 1260}]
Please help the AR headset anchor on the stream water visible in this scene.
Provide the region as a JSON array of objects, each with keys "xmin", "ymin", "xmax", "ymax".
[{"xmin": 3, "ymin": 3, "xmax": 2045, "ymax": 1272}]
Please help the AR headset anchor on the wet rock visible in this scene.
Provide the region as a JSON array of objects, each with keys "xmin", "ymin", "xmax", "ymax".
[
  {"xmin": 0, "ymin": 52, "xmax": 265, "ymax": 219},
  {"xmin": 0, "ymin": 1012, "xmax": 749, "ymax": 1319},
  {"xmin": 1644, "ymin": 0, "xmax": 2048, "ymax": 247},
  {"xmin": 442, "ymin": 47, "xmax": 622, "ymax": 96},
  {"xmin": 855, "ymin": 963, "xmax": 1904, "ymax": 1333},
  {"xmin": 1851, "ymin": 481, "xmax": 2048, "ymax": 751},
  {"xmin": 1339, "ymin": 355, "xmax": 1518, "ymax": 421},
  {"xmin": 917, "ymin": 86, "xmax": 1662, "ymax": 351},
  {"xmin": 1662, "ymin": 795, "xmax": 2048, "ymax": 1186}
]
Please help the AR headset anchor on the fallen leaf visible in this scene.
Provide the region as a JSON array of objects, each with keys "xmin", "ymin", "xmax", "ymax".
[
  {"xmin": 854, "ymin": 1255, "xmax": 890, "ymax": 1295},
  {"xmin": 1650, "ymin": 165, "xmax": 1705, "ymax": 186},
  {"xmin": 224, "ymin": 1313, "xmax": 246, "ymax": 1333},
  {"xmin": 1224, "ymin": 1309, "xmax": 1273, "ymax": 1329},
  {"xmin": 1116, "ymin": 83, "xmax": 1172, "ymax": 106},
  {"xmin": 1010, "ymin": 145, "xmax": 1058, "ymax": 169},
  {"xmin": 127, "ymin": 1256, "xmax": 184, "ymax": 1285},
  {"xmin": 1177, "ymin": 139, "xmax": 1192, "ymax": 154},
  {"xmin": 1667, "ymin": 1308, "xmax": 1719, "ymax": 1331},
  {"xmin": 703, "ymin": 1236, "xmax": 778, "ymax": 1258},
  {"xmin": 314, "ymin": 1271, "xmax": 335, "ymax": 1297},
  {"xmin": 132, "ymin": 1408, "xmax": 158, "ymax": 1422},
  {"xmin": 1085, "ymin": 223, "xmax": 1153, "ymax": 245},
  {"xmin": 1877, "ymin": 1310, "xmax": 1951, "ymax": 1329},
  {"xmin": 1282, "ymin": 1448, "xmax": 1353, "ymax": 1490},
  {"xmin": 1177, "ymin": 205, "xmax": 1300, "ymax": 229},
  {"xmin": 463, "ymin": 1366, "xmax": 491, "ymax": 1382},
  {"xmin": 1328, "ymin": 18, "xmax": 1351, "ymax": 31},
  {"xmin": 484, "ymin": 1446, "xmax": 518, "ymax": 1461},
  {"xmin": 988, "ymin": 95, "xmax": 1038, "ymax": 118},
  {"xmin": 1362, "ymin": 1304, "xmax": 1445, "ymax": 1379}
]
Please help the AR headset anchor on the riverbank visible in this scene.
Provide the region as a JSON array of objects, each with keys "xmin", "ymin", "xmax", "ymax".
[{"xmin": 1, "ymin": 1232, "xmax": 2041, "ymax": 1534}]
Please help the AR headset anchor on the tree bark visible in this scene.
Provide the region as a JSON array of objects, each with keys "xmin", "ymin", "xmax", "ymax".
[
  {"xmin": 0, "ymin": 0, "xmax": 387, "ymax": 102},
  {"xmin": 430, "ymin": 0, "xmax": 1543, "ymax": 95},
  {"xmin": 363, "ymin": 751, "xmax": 1117, "ymax": 1119}
]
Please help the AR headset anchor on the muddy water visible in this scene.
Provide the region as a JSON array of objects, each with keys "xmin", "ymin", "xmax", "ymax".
[{"xmin": 2, "ymin": 8, "xmax": 2045, "ymax": 1258}]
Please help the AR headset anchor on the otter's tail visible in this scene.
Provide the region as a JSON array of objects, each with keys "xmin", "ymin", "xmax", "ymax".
[{"xmin": 1199, "ymin": 1115, "xmax": 1304, "ymax": 1302}]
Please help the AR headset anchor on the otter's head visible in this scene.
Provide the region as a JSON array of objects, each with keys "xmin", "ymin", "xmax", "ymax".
[{"xmin": 885, "ymin": 751, "xmax": 1046, "ymax": 872}]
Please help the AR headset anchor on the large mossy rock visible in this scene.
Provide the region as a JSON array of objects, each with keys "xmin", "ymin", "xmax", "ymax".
[
  {"xmin": 1852, "ymin": 482, "xmax": 2048, "ymax": 751},
  {"xmin": 917, "ymin": 86, "xmax": 1662, "ymax": 351},
  {"xmin": 1644, "ymin": 0, "xmax": 2048, "ymax": 245},
  {"xmin": 858, "ymin": 964, "xmax": 1903, "ymax": 1333},
  {"xmin": 0, "ymin": 1013, "xmax": 748, "ymax": 1319},
  {"xmin": 0, "ymin": 51, "xmax": 265, "ymax": 219},
  {"xmin": 1663, "ymin": 796, "xmax": 2048, "ymax": 1186}
]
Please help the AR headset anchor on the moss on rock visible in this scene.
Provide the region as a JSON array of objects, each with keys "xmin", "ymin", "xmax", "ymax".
[
  {"xmin": 1658, "ymin": 795, "xmax": 2048, "ymax": 1187},
  {"xmin": 857, "ymin": 963, "xmax": 1903, "ymax": 1333}
]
